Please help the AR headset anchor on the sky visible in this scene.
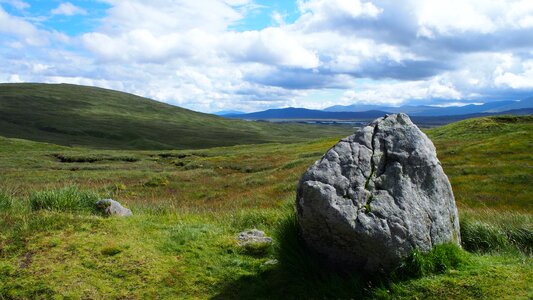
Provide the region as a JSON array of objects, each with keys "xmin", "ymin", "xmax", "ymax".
[{"xmin": 1, "ymin": 0, "xmax": 533, "ymax": 113}]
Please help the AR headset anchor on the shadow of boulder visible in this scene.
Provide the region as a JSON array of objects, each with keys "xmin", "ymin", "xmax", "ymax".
[{"xmin": 212, "ymin": 215, "xmax": 372, "ymax": 299}]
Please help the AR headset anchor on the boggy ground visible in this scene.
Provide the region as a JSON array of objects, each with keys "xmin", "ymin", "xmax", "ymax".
[{"xmin": 0, "ymin": 115, "xmax": 532, "ymax": 299}]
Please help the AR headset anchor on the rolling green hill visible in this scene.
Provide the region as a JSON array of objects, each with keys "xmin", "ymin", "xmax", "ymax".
[
  {"xmin": 0, "ymin": 83, "xmax": 351, "ymax": 149},
  {"xmin": 427, "ymin": 115, "xmax": 533, "ymax": 210}
]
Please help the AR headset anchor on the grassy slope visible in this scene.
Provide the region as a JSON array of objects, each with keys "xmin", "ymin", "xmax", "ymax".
[
  {"xmin": 0, "ymin": 116, "xmax": 531, "ymax": 298},
  {"xmin": 0, "ymin": 83, "xmax": 352, "ymax": 150},
  {"xmin": 427, "ymin": 115, "xmax": 533, "ymax": 211}
]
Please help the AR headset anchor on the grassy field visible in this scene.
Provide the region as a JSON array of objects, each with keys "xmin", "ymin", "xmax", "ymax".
[
  {"xmin": 0, "ymin": 115, "xmax": 531, "ymax": 299},
  {"xmin": 0, "ymin": 83, "xmax": 352, "ymax": 150}
]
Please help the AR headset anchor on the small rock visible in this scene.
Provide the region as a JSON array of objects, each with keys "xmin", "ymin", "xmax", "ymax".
[
  {"xmin": 237, "ymin": 229, "xmax": 273, "ymax": 255},
  {"xmin": 261, "ymin": 259, "xmax": 279, "ymax": 267},
  {"xmin": 95, "ymin": 199, "xmax": 133, "ymax": 217},
  {"xmin": 237, "ymin": 229, "xmax": 272, "ymax": 244}
]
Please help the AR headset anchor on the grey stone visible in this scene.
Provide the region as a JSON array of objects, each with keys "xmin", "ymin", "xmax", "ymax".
[
  {"xmin": 296, "ymin": 113, "xmax": 460, "ymax": 272},
  {"xmin": 95, "ymin": 199, "xmax": 133, "ymax": 217},
  {"xmin": 237, "ymin": 229, "xmax": 273, "ymax": 255},
  {"xmin": 261, "ymin": 259, "xmax": 279, "ymax": 268},
  {"xmin": 237, "ymin": 229, "xmax": 273, "ymax": 246}
]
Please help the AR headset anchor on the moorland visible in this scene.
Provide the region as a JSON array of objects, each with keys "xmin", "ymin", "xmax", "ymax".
[{"xmin": 0, "ymin": 84, "xmax": 531, "ymax": 299}]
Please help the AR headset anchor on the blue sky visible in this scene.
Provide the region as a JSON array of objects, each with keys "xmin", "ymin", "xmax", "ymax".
[
  {"xmin": 230, "ymin": 0, "xmax": 300, "ymax": 31},
  {"xmin": 2, "ymin": 0, "xmax": 297, "ymax": 35},
  {"xmin": 1, "ymin": 1, "xmax": 108, "ymax": 34},
  {"xmin": 1, "ymin": 0, "xmax": 533, "ymax": 112}
]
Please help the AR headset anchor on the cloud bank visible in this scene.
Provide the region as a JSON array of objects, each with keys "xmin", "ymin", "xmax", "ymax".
[{"xmin": 1, "ymin": 0, "xmax": 532, "ymax": 112}]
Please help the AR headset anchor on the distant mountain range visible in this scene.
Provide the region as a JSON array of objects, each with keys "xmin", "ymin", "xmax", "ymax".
[
  {"xmin": 324, "ymin": 98, "xmax": 533, "ymax": 116},
  {"xmin": 224, "ymin": 97, "xmax": 533, "ymax": 121},
  {"xmin": 225, "ymin": 107, "xmax": 389, "ymax": 120}
]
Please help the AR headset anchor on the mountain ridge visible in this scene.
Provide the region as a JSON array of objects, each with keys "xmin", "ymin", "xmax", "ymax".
[
  {"xmin": 226, "ymin": 106, "xmax": 533, "ymax": 122},
  {"xmin": 226, "ymin": 107, "xmax": 389, "ymax": 120}
]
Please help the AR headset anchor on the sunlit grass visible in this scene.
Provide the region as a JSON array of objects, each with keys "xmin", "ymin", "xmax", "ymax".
[{"xmin": 0, "ymin": 115, "xmax": 531, "ymax": 298}]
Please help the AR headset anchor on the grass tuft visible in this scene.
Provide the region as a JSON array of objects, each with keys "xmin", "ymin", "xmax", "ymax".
[
  {"xmin": 230, "ymin": 209, "xmax": 281, "ymax": 231},
  {"xmin": 0, "ymin": 191, "xmax": 14, "ymax": 211},
  {"xmin": 460, "ymin": 215, "xmax": 532, "ymax": 255},
  {"xmin": 239, "ymin": 240, "xmax": 272, "ymax": 256},
  {"xmin": 267, "ymin": 213, "xmax": 368, "ymax": 299},
  {"xmin": 101, "ymin": 246, "xmax": 123, "ymax": 256},
  {"xmin": 392, "ymin": 243, "xmax": 469, "ymax": 279},
  {"xmin": 29, "ymin": 186, "xmax": 99, "ymax": 213}
]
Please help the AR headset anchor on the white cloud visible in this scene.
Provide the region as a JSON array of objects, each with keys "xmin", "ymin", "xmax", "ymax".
[
  {"xmin": 51, "ymin": 2, "xmax": 87, "ymax": 16},
  {"xmin": 0, "ymin": 0, "xmax": 29, "ymax": 10},
  {"xmin": 494, "ymin": 60, "xmax": 533, "ymax": 89},
  {"xmin": 503, "ymin": 0, "xmax": 533, "ymax": 29},
  {"xmin": 341, "ymin": 78, "xmax": 462, "ymax": 105},
  {"xmin": 271, "ymin": 11, "xmax": 285, "ymax": 26},
  {"xmin": 82, "ymin": 2, "xmax": 319, "ymax": 69},
  {"xmin": 222, "ymin": 28, "xmax": 320, "ymax": 68},
  {"xmin": 7, "ymin": 74, "xmax": 22, "ymax": 82},
  {"xmin": 2, "ymin": 0, "xmax": 533, "ymax": 113},
  {"xmin": 430, "ymin": 102, "xmax": 483, "ymax": 108},
  {"xmin": 298, "ymin": 0, "xmax": 382, "ymax": 19},
  {"xmin": 99, "ymin": 0, "xmax": 242, "ymax": 33},
  {"xmin": 415, "ymin": 0, "xmax": 497, "ymax": 35},
  {"xmin": 0, "ymin": 6, "xmax": 47, "ymax": 46},
  {"xmin": 294, "ymin": 0, "xmax": 382, "ymax": 33},
  {"xmin": 82, "ymin": 29, "xmax": 217, "ymax": 63}
]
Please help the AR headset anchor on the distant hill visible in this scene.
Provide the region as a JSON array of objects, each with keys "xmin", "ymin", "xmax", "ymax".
[
  {"xmin": 213, "ymin": 110, "xmax": 245, "ymax": 116},
  {"xmin": 225, "ymin": 106, "xmax": 532, "ymax": 125},
  {"xmin": 0, "ymin": 83, "xmax": 352, "ymax": 149},
  {"xmin": 324, "ymin": 97, "xmax": 533, "ymax": 116},
  {"xmin": 409, "ymin": 108, "xmax": 533, "ymax": 126},
  {"xmin": 227, "ymin": 107, "xmax": 389, "ymax": 120}
]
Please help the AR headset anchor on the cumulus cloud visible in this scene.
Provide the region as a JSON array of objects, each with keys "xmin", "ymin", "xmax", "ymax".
[
  {"xmin": 99, "ymin": 0, "xmax": 243, "ymax": 33},
  {"xmin": 222, "ymin": 28, "xmax": 319, "ymax": 68},
  {"xmin": 341, "ymin": 78, "xmax": 463, "ymax": 106},
  {"xmin": 2, "ymin": 0, "xmax": 533, "ymax": 112},
  {"xmin": 271, "ymin": 11, "xmax": 285, "ymax": 26},
  {"xmin": 296, "ymin": 0, "xmax": 383, "ymax": 32},
  {"xmin": 82, "ymin": 29, "xmax": 217, "ymax": 63},
  {"xmin": 51, "ymin": 2, "xmax": 87, "ymax": 16},
  {"xmin": 494, "ymin": 59, "xmax": 533, "ymax": 89},
  {"xmin": 0, "ymin": 6, "xmax": 47, "ymax": 46},
  {"xmin": 0, "ymin": 0, "xmax": 29, "ymax": 10}
]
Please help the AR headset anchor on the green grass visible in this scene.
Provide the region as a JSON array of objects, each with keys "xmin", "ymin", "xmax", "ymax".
[
  {"xmin": 427, "ymin": 115, "xmax": 533, "ymax": 210},
  {"xmin": 0, "ymin": 83, "xmax": 352, "ymax": 150},
  {"xmin": 460, "ymin": 209, "xmax": 532, "ymax": 255},
  {"xmin": 391, "ymin": 243, "xmax": 469, "ymax": 279},
  {"xmin": 29, "ymin": 186, "xmax": 99, "ymax": 212},
  {"xmin": 0, "ymin": 115, "xmax": 531, "ymax": 298},
  {"xmin": 0, "ymin": 191, "xmax": 14, "ymax": 211}
]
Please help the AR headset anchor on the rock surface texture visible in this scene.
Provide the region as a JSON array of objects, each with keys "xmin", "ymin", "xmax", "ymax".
[
  {"xmin": 95, "ymin": 199, "xmax": 133, "ymax": 217},
  {"xmin": 296, "ymin": 113, "xmax": 460, "ymax": 272}
]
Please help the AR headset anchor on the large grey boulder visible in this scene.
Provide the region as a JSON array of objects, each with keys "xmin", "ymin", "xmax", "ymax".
[
  {"xmin": 95, "ymin": 199, "xmax": 133, "ymax": 217},
  {"xmin": 296, "ymin": 113, "xmax": 460, "ymax": 272}
]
